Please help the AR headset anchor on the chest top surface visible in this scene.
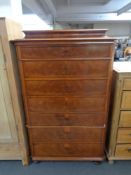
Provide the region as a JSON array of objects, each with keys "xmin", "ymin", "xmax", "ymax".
[{"xmin": 113, "ymin": 62, "xmax": 131, "ymax": 73}]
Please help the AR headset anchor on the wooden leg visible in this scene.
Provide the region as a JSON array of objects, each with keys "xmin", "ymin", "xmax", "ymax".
[
  {"xmin": 22, "ymin": 156, "xmax": 30, "ymax": 166},
  {"xmin": 92, "ymin": 161, "xmax": 102, "ymax": 165},
  {"xmin": 108, "ymin": 160, "xmax": 114, "ymax": 164},
  {"xmin": 33, "ymin": 160, "xmax": 41, "ymax": 164}
]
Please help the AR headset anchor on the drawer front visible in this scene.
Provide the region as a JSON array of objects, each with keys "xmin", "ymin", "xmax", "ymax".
[
  {"xmin": 27, "ymin": 96, "xmax": 106, "ymax": 113},
  {"xmin": 28, "ymin": 112, "xmax": 105, "ymax": 126},
  {"xmin": 121, "ymin": 92, "xmax": 131, "ymax": 109},
  {"xmin": 123, "ymin": 79, "xmax": 131, "ymax": 90},
  {"xmin": 115, "ymin": 144, "xmax": 131, "ymax": 157},
  {"xmin": 20, "ymin": 44, "xmax": 111, "ymax": 60},
  {"xmin": 26, "ymin": 79, "xmax": 107, "ymax": 96},
  {"xmin": 29, "ymin": 127, "xmax": 104, "ymax": 143},
  {"xmin": 23, "ymin": 60, "xmax": 109, "ymax": 78},
  {"xmin": 32, "ymin": 143, "xmax": 103, "ymax": 157},
  {"xmin": 119, "ymin": 111, "xmax": 131, "ymax": 127},
  {"xmin": 117, "ymin": 129, "xmax": 131, "ymax": 143}
]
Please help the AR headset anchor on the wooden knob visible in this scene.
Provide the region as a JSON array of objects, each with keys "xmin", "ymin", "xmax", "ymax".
[
  {"xmin": 64, "ymin": 143, "xmax": 70, "ymax": 149},
  {"xmin": 64, "ymin": 114, "xmax": 69, "ymax": 120},
  {"xmin": 64, "ymin": 127, "xmax": 70, "ymax": 133},
  {"xmin": 127, "ymin": 148, "xmax": 131, "ymax": 153},
  {"xmin": 65, "ymin": 97, "xmax": 68, "ymax": 102}
]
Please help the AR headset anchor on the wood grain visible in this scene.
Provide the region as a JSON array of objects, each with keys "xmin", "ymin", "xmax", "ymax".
[
  {"xmin": 119, "ymin": 111, "xmax": 131, "ymax": 127},
  {"xmin": 14, "ymin": 29, "xmax": 114, "ymax": 161},
  {"xmin": 121, "ymin": 91, "xmax": 131, "ymax": 109},
  {"xmin": 22, "ymin": 60, "xmax": 109, "ymax": 78},
  {"xmin": 23, "ymin": 29, "xmax": 108, "ymax": 39},
  {"xmin": 117, "ymin": 129, "xmax": 131, "ymax": 143},
  {"xmin": 107, "ymin": 62, "xmax": 131, "ymax": 161},
  {"xmin": 0, "ymin": 18, "xmax": 28, "ymax": 165},
  {"xmin": 28, "ymin": 112, "xmax": 106, "ymax": 126},
  {"xmin": 25, "ymin": 79, "xmax": 107, "ymax": 96},
  {"xmin": 32, "ymin": 143, "xmax": 103, "ymax": 157},
  {"xmin": 29, "ymin": 127, "xmax": 105, "ymax": 143},
  {"xmin": 19, "ymin": 44, "xmax": 111, "ymax": 60},
  {"xmin": 27, "ymin": 96, "xmax": 106, "ymax": 113},
  {"xmin": 123, "ymin": 79, "xmax": 131, "ymax": 90},
  {"xmin": 115, "ymin": 144, "xmax": 131, "ymax": 157}
]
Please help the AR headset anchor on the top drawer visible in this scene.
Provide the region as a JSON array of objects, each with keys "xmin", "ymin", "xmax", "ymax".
[
  {"xmin": 19, "ymin": 44, "xmax": 112, "ymax": 60},
  {"xmin": 123, "ymin": 79, "xmax": 131, "ymax": 90}
]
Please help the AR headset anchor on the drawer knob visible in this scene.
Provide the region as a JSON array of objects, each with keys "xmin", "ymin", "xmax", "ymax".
[
  {"xmin": 64, "ymin": 114, "xmax": 69, "ymax": 120},
  {"xmin": 64, "ymin": 127, "xmax": 70, "ymax": 133},
  {"xmin": 127, "ymin": 148, "xmax": 131, "ymax": 153},
  {"xmin": 64, "ymin": 143, "xmax": 70, "ymax": 149},
  {"xmin": 65, "ymin": 97, "xmax": 68, "ymax": 102}
]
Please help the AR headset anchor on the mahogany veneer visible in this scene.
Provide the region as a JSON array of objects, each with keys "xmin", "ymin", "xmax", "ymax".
[{"xmin": 14, "ymin": 29, "xmax": 115, "ymax": 161}]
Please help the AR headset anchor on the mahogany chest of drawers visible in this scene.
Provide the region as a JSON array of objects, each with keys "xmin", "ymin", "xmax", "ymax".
[{"xmin": 14, "ymin": 29, "xmax": 115, "ymax": 161}]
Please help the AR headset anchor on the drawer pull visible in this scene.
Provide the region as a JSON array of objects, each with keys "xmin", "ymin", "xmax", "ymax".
[
  {"xmin": 64, "ymin": 143, "xmax": 70, "ymax": 149},
  {"xmin": 65, "ymin": 97, "xmax": 68, "ymax": 102},
  {"xmin": 64, "ymin": 127, "xmax": 70, "ymax": 133},
  {"xmin": 64, "ymin": 114, "xmax": 69, "ymax": 120},
  {"xmin": 127, "ymin": 148, "xmax": 131, "ymax": 153}
]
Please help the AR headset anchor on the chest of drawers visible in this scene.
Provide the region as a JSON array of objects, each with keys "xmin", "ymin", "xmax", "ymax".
[
  {"xmin": 107, "ymin": 62, "xmax": 131, "ymax": 161},
  {"xmin": 14, "ymin": 29, "xmax": 115, "ymax": 161}
]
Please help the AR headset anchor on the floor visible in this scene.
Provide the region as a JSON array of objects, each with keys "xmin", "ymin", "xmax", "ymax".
[{"xmin": 0, "ymin": 160, "xmax": 131, "ymax": 175}]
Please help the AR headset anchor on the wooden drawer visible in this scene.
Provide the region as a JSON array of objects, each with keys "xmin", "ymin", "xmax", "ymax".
[
  {"xmin": 123, "ymin": 79, "xmax": 131, "ymax": 90},
  {"xmin": 20, "ymin": 44, "xmax": 111, "ymax": 60},
  {"xmin": 119, "ymin": 111, "xmax": 131, "ymax": 127},
  {"xmin": 27, "ymin": 96, "xmax": 106, "ymax": 113},
  {"xmin": 115, "ymin": 144, "xmax": 131, "ymax": 157},
  {"xmin": 28, "ymin": 112, "xmax": 105, "ymax": 126},
  {"xmin": 32, "ymin": 143, "xmax": 103, "ymax": 157},
  {"xmin": 22, "ymin": 60, "xmax": 109, "ymax": 78},
  {"xmin": 121, "ymin": 92, "xmax": 131, "ymax": 109},
  {"xmin": 117, "ymin": 129, "xmax": 131, "ymax": 143},
  {"xmin": 28, "ymin": 127, "xmax": 104, "ymax": 143},
  {"xmin": 25, "ymin": 79, "xmax": 107, "ymax": 96}
]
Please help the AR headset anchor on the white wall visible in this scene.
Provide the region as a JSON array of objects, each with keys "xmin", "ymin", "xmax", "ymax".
[
  {"xmin": 94, "ymin": 22, "xmax": 131, "ymax": 37},
  {"xmin": 0, "ymin": 0, "xmax": 22, "ymax": 20},
  {"xmin": 21, "ymin": 14, "xmax": 52, "ymax": 30}
]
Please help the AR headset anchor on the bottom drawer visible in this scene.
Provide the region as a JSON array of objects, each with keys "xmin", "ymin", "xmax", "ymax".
[
  {"xmin": 31, "ymin": 143, "xmax": 103, "ymax": 157},
  {"xmin": 29, "ymin": 127, "xmax": 104, "ymax": 143},
  {"xmin": 115, "ymin": 144, "xmax": 131, "ymax": 157}
]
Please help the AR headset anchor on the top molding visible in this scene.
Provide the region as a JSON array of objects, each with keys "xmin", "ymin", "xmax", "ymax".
[{"xmin": 23, "ymin": 29, "xmax": 108, "ymax": 39}]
